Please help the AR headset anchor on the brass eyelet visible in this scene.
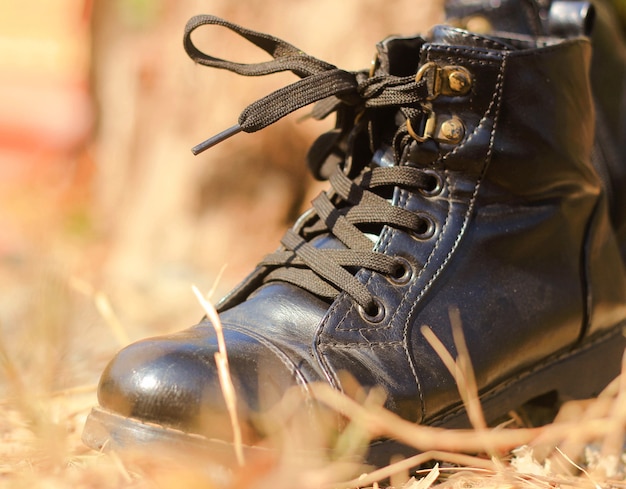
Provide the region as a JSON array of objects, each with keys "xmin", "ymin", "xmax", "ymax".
[
  {"xmin": 389, "ymin": 256, "xmax": 414, "ymax": 286},
  {"xmin": 412, "ymin": 214, "xmax": 436, "ymax": 240},
  {"xmin": 358, "ymin": 298, "xmax": 386, "ymax": 323},
  {"xmin": 420, "ymin": 169, "xmax": 444, "ymax": 197}
]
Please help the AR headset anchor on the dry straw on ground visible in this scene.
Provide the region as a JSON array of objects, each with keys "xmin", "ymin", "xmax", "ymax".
[
  {"xmin": 3, "ymin": 1, "xmax": 626, "ymax": 488},
  {"xmin": 2, "ymin": 265, "xmax": 626, "ymax": 489}
]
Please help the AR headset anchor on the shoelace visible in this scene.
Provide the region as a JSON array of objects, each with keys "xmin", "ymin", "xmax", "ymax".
[{"xmin": 184, "ymin": 15, "xmax": 438, "ymax": 316}]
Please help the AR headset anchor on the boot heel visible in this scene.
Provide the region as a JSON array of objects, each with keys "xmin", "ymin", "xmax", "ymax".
[
  {"xmin": 502, "ymin": 325, "xmax": 626, "ymax": 411},
  {"xmin": 366, "ymin": 324, "xmax": 626, "ymax": 468},
  {"xmin": 545, "ymin": 327, "xmax": 626, "ymax": 402},
  {"xmin": 432, "ymin": 323, "xmax": 626, "ymax": 431}
]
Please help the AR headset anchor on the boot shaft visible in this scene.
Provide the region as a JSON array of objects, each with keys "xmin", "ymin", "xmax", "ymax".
[
  {"xmin": 445, "ymin": 0, "xmax": 626, "ymax": 261},
  {"xmin": 413, "ymin": 27, "xmax": 596, "ymax": 195}
]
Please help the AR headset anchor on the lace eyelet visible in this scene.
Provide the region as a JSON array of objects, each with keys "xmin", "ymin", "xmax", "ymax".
[
  {"xmin": 358, "ymin": 298, "xmax": 386, "ymax": 323},
  {"xmin": 420, "ymin": 169, "xmax": 444, "ymax": 197},
  {"xmin": 389, "ymin": 256, "xmax": 413, "ymax": 286},
  {"xmin": 411, "ymin": 214, "xmax": 436, "ymax": 240}
]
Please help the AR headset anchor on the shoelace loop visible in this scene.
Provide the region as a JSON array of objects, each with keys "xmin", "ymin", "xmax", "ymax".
[
  {"xmin": 186, "ymin": 16, "xmax": 446, "ymax": 312},
  {"xmin": 183, "ymin": 15, "xmax": 429, "ymax": 154}
]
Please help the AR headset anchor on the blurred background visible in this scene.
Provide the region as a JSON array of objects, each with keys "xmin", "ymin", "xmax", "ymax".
[{"xmin": 0, "ymin": 0, "xmax": 443, "ymax": 396}]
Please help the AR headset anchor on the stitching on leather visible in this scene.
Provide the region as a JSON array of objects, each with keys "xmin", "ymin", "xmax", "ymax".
[
  {"xmin": 389, "ymin": 46, "xmax": 505, "ymax": 318},
  {"xmin": 332, "ymin": 148, "xmax": 418, "ymax": 334},
  {"xmin": 326, "ymin": 50, "xmax": 502, "ymax": 336},
  {"xmin": 401, "ymin": 53, "xmax": 507, "ymax": 421},
  {"xmin": 314, "ymin": 149, "xmax": 430, "ymax": 388},
  {"xmin": 336, "ymin": 185, "xmax": 412, "ymax": 333},
  {"xmin": 315, "ymin": 52, "xmax": 508, "ymax": 400},
  {"xmin": 323, "ymin": 52, "xmax": 504, "ymax": 337},
  {"xmin": 324, "ymin": 292, "xmax": 354, "ymax": 333},
  {"xmin": 313, "ymin": 297, "xmax": 344, "ymax": 390},
  {"xmin": 319, "ymin": 340, "xmax": 405, "ymax": 349},
  {"xmin": 437, "ymin": 31, "xmax": 513, "ymax": 51},
  {"xmin": 425, "ymin": 44, "xmax": 504, "ymax": 63},
  {"xmin": 220, "ymin": 322, "xmax": 311, "ymax": 394},
  {"xmin": 398, "ymin": 54, "xmax": 506, "ymax": 321},
  {"xmin": 403, "ymin": 52, "xmax": 507, "ymax": 320},
  {"xmin": 324, "ymin": 156, "xmax": 410, "ymax": 336},
  {"xmin": 390, "ymin": 46, "xmax": 503, "ymax": 419}
]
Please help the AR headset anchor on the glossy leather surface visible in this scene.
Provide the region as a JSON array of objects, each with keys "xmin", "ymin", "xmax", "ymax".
[
  {"xmin": 445, "ymin": 0, "xmax": 626, "ymax": 263},
  {"xmin": 95, "ymin": 27, "xmax": 626, "ymax": 445}
]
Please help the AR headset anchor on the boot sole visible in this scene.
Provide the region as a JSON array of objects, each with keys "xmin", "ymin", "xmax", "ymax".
[
  {"xmin": 83, "ymin": 324, "xmax": 626, "ymax": 468},
  {"xmin": 367, "ymin": 324, "xmax": 626, "ymax": 466},
  {"xmin": 82, "ymin": 406, "xmax": 264, "ymax": 467}
]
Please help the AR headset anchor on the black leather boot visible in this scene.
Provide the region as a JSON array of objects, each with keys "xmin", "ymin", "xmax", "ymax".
[
  {"xmin": 445, "ymin": 0, "xmax": 626, "ymax": 264},
  {"xmin": 83, "ymin": 17, "xmax": 626, "ymax": 466}
]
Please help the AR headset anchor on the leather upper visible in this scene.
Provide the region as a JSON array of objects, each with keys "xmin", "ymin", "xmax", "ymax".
[
  {"xmin": 96, "ymin": 26, "xmax": 626, "ymax": 440},
  {"xmin": 445, "ymin": 0, "xmax": 626, "ymax": 263}
]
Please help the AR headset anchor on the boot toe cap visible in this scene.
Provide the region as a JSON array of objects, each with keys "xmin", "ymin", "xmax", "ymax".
[{"xmin": 96, "ymin": 327, "xmax": 298, "ymax": 442}]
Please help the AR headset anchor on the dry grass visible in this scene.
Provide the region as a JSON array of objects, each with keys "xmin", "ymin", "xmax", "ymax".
[
  {"xmin": 2, "ymin": 253, "xmax": 626, "ymax": 489},
  {"xmin": 2, "ymin": 1, "xmax": 626, "ymax": 488}
]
